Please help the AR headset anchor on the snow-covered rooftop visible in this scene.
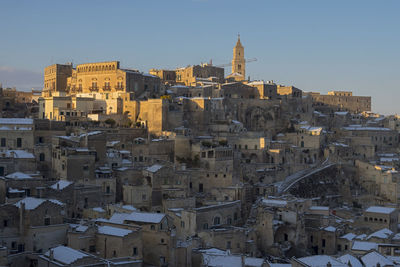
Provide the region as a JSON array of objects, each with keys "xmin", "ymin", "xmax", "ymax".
[
  {"xmin": 97, "ymin": 225, "xmax": 133, "ymax": 237},
  {"xmin": 122, "ymin": 205, "xmax": 137, "ymax": 211},
  {"xmin": 340, "ymin": 233, "xmax": 356, "ymax": 241},
  {"xmin": 74, "ymin": 225, "xmax": 89, "ymax": 233},
  {"xmin": 5, "ymin": 172, "xmax": 33, "ymax": 179},
  {"xmin": 0, "ymin": 118, "xmax": 33, "ymax": 125},
  {"xmin": 262, "ymin": 198, "xmax": 288, "ymax": 207},
  {"xmin": 323, "ymin": 226, "xmax": 336, "ymax": 232},
  {"xmin": 343, "ymin": 126, "xmax": 391, "ymax": 131},
  {"xmin": 109, "ymin": 211, "xmax": 166, "ymax": 224},
  {"xmin": 337, "ymin": 254, "xmax": 363, "ymax": 267},
  {"xmin": 146, "ymin": 164, "xmax": 163, "ymax": 173},
  {"xmin": 365, "ymin": 206, "xmax": 396, "ymax": 214},
  {"xmin": 352, "ymin": 241, "xmax": 378, "ymax": 251},
  {"xmin": 361, "ymin": 251, "xmax": 394, "ymax": 267},
  {"xmin": 296, "ymin": 255, "xmax": 347, "ymax": 267},
  {"xmin": 367, "ymin": 228, "xmax": 393, "ymax": 240},
  {"xmin": 50, "ymin": 180, "xmax": 73, "ymax": 191},
  {"xmin": 15, "ymin": 197, "xmax": 64, "ymax": 210},
  {"xmin": 8, "ymin": 187, "xmax": 25, "ymax": 193},
  {"xmin": 126, "ymin": 211, "xmax": 166, "ymax": 224},
  {"xmin": 44, "ymin": 246, "xmax": 89, "ymax": 264},
  {"xmin": 0, "ymin": 150, "xmax": 35, "ymax": 159}
]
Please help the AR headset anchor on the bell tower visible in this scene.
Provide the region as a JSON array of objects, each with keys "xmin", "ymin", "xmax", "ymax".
[{"xmin": 231, "ymin": 34, "xmax": 245, "ymax": 79}]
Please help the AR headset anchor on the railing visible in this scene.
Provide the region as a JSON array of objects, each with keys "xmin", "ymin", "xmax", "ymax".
[
  {"xmin": 89, "ymin": 86, "xmax": 99, "ymax": 91},
  {"xmin": 115, "ymin": 85, "xmax": 124, "ymax": 90},
  {"xmin": 102, "ymin": 86, "xmax": 111, "ymax": 91}
]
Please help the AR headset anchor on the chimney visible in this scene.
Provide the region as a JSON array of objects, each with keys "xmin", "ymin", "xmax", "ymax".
[
  {"xmin": 85, "ymin": 131, "xmax": 88, "ymax": 147},
  {"xmin": 19, "ymin": 202, "xmax": 25, "ymax": 235},
  {"xmin": 49, "ymin": 249, "xmax": 54, "ymax": 261},
  {"xmin": 241, "ymin": 255, "xmax": 245, "ymax": 267},
  {"xmin": 327, "ymin": 262, "xmax": 332, "ymax": 267},
  {"xmin": 57, "ymin": 182, "xmax": 60, "ymax": 190}
]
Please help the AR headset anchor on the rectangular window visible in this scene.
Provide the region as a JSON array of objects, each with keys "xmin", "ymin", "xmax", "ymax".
[
  {"xmin": 16, "ymin": 138, "xmax": 22, "ymax": 148},
  {"xmin": 0, "ymin": 138, "xmax": 5, "ymax": 147},
  {"xmin": 104, "ymin": 82, "xmax": 110, "ymax": 90},
  {"xmin": 18, "ymin": 244, "xmax": 25, "ymax": 252},
  {"xmin": 44, "ymin": 218, "xmax": 50, "ymax": 225},
  {"xmin": 133, "ymin": 247, "xmax": 137, "ymax": 256},
  {"xmin": 322, "ymin": 239, "xmax": 326, "ymax": 247}
]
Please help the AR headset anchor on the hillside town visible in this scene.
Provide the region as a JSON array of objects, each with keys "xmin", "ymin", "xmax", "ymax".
[{"xmin": 1, "ymin": 37, "xmax": 400, "ymax": 267}]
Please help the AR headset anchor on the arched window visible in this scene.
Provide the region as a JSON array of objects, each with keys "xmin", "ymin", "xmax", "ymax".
[
  {"xmin": 39, "ymin": 153, "xmax": 45, "ymax": 162},
  {"xmin": 227, "ymin": 218, "xmax": 232, "ymax": 225},
  {"xmin": 213, "ymin": 216, "xmax": 220, "ymax": 225}
]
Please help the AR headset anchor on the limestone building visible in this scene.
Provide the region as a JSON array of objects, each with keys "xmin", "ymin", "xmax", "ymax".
[
  {"xmin": 175, "ymin": 64, "xmax": 224, "ymax": 86},
  {"xmin": 43, "ymin": 63, "xmax": 73, "ymax": 93},
  {"xmin": 310, "ymin": 91, "xmax": 371, "ymax": 113},
  {"xmin": 66, "ymin": 61, "xmax": 161, "ymax": 98},
  {"xmin": 41, "ymin": 61, "xmax": 162, "ymax": 123}
]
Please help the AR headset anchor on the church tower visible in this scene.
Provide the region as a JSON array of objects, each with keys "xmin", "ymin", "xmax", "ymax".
[{"xmin": 231, "ymin": 34, "xmax": 245, "ymax": 80}]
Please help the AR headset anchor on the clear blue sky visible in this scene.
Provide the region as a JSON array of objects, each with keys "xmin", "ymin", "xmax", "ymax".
[{"xmin": 1, "ymin": 0, "xmax": 399, "ymax": 114}]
